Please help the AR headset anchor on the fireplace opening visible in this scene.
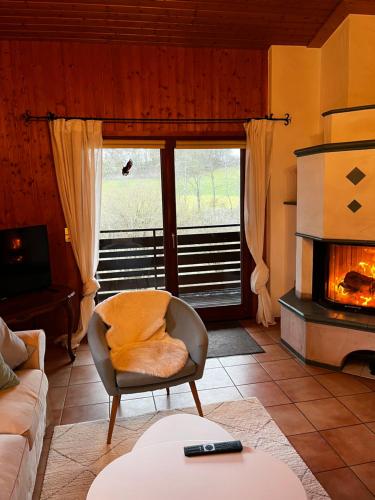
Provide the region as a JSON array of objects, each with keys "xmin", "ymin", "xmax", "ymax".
[
  {"xmin": 313, "ymin": 241, "xmax": 375, "ymax": 314},
  {"xmin": 343, "ymin": 350, "xmax": 375, "ymax": 379}
]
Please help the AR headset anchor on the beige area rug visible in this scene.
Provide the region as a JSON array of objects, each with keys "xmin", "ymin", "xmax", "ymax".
[{"xmin": 41, "ymin": 398, "xmax": 329, "ymax": 500}]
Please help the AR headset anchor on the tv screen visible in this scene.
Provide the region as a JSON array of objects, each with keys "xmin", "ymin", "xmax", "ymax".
[{"xmin": 0, "ymin": 225, "xmax": 52, "ymax": 299}]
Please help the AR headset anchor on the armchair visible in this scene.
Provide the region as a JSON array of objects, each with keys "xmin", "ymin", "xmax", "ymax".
[{"xmin": 87, "ymin": 296, "xmax": 208, "ymax": 443}]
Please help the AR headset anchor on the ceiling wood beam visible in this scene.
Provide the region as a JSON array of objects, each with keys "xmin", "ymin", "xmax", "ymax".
[
  {"xmin": 0, "ymin": 10, "xmax": 326, "ymax": 26},
  {"xmin": 0, "ymin": 20, "xmax": 317, "ymax": 37},
  {"xmin": 0, "ymin": 28, "xmax": 308, "ymax": 44},
  {"xmin": 309, "ymin": 0, "xmax": 375, "ymax": 47},
  {"xmin": 0, "ymin": 0, "xmax": 349, "ymax": 49},
  {"xmin": 1, "ymin": 0, "xmax": 336, "ymax": 14},
  {"xmin": 0, "ymin": 34, "xmax": 271, "ymax": 49}
]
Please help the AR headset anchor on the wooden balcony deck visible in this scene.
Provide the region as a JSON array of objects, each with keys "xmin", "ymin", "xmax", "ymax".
[
  {"xmin": 180, "ymin": 288, "xmax": 241, "ymax": 308},
  {"xmin": 97, "ymin": 225, "xmax": 241, "ymax": 308}
]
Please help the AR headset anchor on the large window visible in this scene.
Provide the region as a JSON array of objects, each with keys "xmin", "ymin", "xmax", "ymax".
[
  {"xmin": 174, "ymin": 148, "xmax": 240, "ymax": 227},
  {"xmin": 97, "ymin": 139, "xmax": 252, "ymax": 320},
  {"xmin": 98, "ymin": 142, "xmax": 165, "ymax": 302},
  {"xmin": 101, "ymin": 147, "xmax": 163, "ymax": 231},
  {"xmin": 174, "ymin": 147, "xmax": 242, "ymax": 308}
]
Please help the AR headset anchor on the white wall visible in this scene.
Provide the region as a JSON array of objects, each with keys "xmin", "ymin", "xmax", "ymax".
[{"xmin": 267, "ymin": 46, "xmax": 322, "ymax": 315}]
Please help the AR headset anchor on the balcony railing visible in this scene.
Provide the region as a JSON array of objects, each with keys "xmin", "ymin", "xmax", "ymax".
[{"xmin": 97, "ymin": 224, "xmax": 241, "ymax": 306}]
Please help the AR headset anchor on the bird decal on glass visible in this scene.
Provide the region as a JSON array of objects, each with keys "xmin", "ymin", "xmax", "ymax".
[{"xmin": 122, "ymin": 159, "xmax": 133, "ymax": 176}]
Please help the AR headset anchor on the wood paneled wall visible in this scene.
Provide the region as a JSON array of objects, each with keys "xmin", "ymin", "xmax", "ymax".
[{"xmin": 0, "ymin": 40, "xmax": 267, "ymax": 315}]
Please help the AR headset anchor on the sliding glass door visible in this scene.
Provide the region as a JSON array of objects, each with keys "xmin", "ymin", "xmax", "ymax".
[
  {"xmin": 174, "ymin": 143, "xmax": 251, "ymax": 320},
  {"xmin": 98, "ymin": 143, "xmax": 166, "ymax": 302},
  {"xmin": 97, "ymin": 139, "xmax": 253, "ymax": 320}
]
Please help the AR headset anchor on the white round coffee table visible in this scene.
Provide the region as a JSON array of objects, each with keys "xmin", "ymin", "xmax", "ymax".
[
  {"xmin": 134, "ymin": 414, "xmax": 233, "ymax": 449},
  {"xmin": 87, "ymin": 415, "xmax": 307, "ymax": 500}
]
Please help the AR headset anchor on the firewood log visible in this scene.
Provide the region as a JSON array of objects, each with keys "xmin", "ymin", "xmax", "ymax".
[{"xmin": 340, "ymin": 271, "xmax": 374, "ymax": 293}]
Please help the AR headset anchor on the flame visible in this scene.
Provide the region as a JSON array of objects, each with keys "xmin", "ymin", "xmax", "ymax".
[
  {"xmin": 328, "ymin": 246, "xmax": 374, "ymax": 308},
  {"xmin": 10, "ymin": 237, "xmax": 22, "ymax": 250},
  {"xmin": 358, "ymin": 261, "xmax": 375, "ymax": 276},
  {"xmin": 360, "ymin": 296, "xmax": 372, "ymax": 307}
]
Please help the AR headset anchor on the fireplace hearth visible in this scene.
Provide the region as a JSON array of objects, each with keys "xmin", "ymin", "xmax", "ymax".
[
  {"xmin": 313, "ymin": 240, "xmax": 375, "ymax": 314},
  {"xmin": 279, "ymin": 105, "xmax": 375, "ymax": 369}
]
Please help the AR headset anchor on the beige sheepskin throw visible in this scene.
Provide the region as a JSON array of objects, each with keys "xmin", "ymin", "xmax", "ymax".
[{"xmin": 95, "ymin": 290, "xmax": 188, "ymax": 378}]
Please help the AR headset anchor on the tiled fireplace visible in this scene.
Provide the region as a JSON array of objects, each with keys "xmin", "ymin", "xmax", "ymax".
[
  {"xmin": 279, "ymin": 106, "xmax": 375, "ymax": 369},
  {"xmin": 313, "ymin": 241, "xmax": 374, "ymax": 314}
]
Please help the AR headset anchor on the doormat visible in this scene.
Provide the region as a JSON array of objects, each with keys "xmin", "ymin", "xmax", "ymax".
[{"xmin": 207, "ymin": 321, "xmax": 265, "ymax": 358}]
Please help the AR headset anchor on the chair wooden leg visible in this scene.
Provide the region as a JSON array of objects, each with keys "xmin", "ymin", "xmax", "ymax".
[
  {"xmin": 166, "ymin": 387, "xmax": 170, "ymax": 396},
  {"xmin": 107, "ymin": 395, "xmax": 120, "ymax": 444},
  {"xmin": 189, "ymin": 381, "xmax": 203, "ymax": 417}
]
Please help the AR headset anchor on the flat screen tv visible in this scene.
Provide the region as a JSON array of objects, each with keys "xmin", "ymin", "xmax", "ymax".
[{"xmin": 0, "ymin": 225, "xmax": 52, "ymax": 300}]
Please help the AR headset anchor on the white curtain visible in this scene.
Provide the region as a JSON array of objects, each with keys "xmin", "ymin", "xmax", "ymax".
[
  {"xmin": 49, "ymin": 119, "xmax": 103, "ymax": 345},
  {"xmin": 244, "ymin": 120, "xmax": 275, "ymax": 326}
]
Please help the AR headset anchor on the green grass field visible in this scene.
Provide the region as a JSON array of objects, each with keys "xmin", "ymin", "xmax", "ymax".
[{"xmin": 101, "ymin": 167, "xmax": 240, "ymax": 230}]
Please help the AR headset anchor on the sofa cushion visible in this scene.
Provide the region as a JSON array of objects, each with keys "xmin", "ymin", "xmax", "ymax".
[
  {"xmin": 0, "ymin": 369, "xmax": 48, "ymax": 449},
  {"xmin": 0, "ymin": 352, "xmax": 19, "ymax": 391},
  {"xmin": 116, "ymin": 357, "xmax": 197, "ymax": 388},
  {"xmin": 15, "ymin": 330, "xmax": 45, "ymax": 371},
  {"xmin": 0, "ymin": 317, "xmax": 30, "ymax": 369},
  {"xmin": 0, "ymin": 434, "xmax": 28, "ymax": 500}
]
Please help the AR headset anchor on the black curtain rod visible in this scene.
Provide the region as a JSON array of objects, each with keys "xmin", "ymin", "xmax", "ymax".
[{"xmin": 22, "ymin": 111, "xmax": 291, "ymax": 126}]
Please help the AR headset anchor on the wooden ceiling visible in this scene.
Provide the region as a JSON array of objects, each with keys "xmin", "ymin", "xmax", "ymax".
[{"xmin": 0, "ymin": 0, "xmax": 374, "ymax": 49}]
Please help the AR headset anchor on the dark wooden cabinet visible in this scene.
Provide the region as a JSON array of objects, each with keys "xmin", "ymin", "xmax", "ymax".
[{"xmin": 0, "ymin": 285, "xmax": 76, "ymax": 362}]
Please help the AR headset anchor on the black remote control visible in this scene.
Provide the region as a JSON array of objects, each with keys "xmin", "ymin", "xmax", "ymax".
[{"xmin": 184, "ymin": 440, "xmax": 243, "ymax": 457}]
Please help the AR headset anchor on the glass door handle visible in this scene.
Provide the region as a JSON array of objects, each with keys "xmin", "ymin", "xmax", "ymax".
[{"xmin": 172, "ymin": 233, "xmax": 176, "ymax": 249}]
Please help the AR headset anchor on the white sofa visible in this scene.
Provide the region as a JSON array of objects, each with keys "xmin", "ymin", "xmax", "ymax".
[{"xmin": 0, "ymin": 330, "xmax": 48, "ymax": 500}]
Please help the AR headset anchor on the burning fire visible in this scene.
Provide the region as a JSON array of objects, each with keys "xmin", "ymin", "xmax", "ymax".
[{"xmin": 328, "ymin": 247, "xmax": 375, "ymax": 308}]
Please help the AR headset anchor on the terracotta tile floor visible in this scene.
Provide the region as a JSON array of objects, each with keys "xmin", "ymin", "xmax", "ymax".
[{"xmin": 41, "ymin": 321, "xmax": 375, "ymax": 500}]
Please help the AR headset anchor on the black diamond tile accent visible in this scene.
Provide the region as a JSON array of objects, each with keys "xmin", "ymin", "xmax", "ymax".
[
  {"xmin": 346, "ymin": 167, "xmax": 366, "ymax": 185},
  {"xmin": 347, "ymin": 199, "xmax": 362, "ymax": 213}
]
